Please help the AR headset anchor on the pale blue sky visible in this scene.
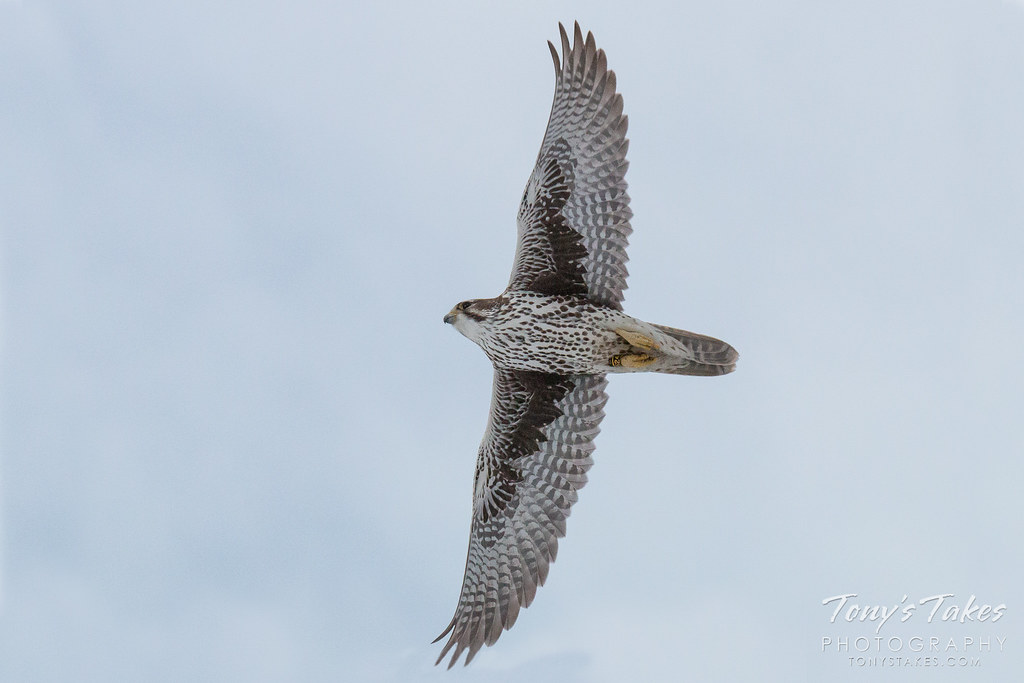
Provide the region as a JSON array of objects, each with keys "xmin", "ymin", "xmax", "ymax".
[{"xmin": 2, "ymin": 1, "xmax": 1022, "ymax": 681}]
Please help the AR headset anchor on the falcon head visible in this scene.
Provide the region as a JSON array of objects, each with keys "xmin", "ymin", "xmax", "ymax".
[{"xmin": 444, "ymin": 297, "xmax": 500, "ymax": 343}]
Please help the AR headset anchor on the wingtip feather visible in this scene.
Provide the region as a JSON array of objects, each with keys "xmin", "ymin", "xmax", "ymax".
[
  {"xmin": 559, "ymin": 23, "xmax": 570, "ymax": 66},
  {"xmin": 547, "ymin": 40, "xmax": 560, "ymax": 74}
]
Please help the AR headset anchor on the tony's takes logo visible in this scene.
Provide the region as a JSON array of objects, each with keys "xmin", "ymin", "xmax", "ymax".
[{"xmin": 823, "ymin": 593, "xmax": 1006, "ymax": 634}]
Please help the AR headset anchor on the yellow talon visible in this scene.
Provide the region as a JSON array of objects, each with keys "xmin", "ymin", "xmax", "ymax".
[
  {"xmin": 615, "ymin": 328, "xmax": 660, "ymax": 350},
  {"xmin": 610, "ymin": 353, "xmax": 656, "ymax": 368}
]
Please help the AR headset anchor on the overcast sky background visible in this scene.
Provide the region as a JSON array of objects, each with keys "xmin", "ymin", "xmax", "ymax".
[{"xmin": 2, "ymin": 1, "xmax": 1022, "ymax": 681}]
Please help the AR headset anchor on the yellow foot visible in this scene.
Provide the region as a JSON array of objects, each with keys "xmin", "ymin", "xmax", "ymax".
[
  {"xmin": 615, "ymin": 328, "xmax": 660, "ymax": 350},
  {"xmin": 610, "ymin": 353, "xmax": 656, "ymax": 368}
]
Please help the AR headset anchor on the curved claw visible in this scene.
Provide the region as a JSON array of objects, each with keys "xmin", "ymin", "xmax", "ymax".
[{"xmin": 610, "ymin": 352, "xmax": 656, "ymax": 368}]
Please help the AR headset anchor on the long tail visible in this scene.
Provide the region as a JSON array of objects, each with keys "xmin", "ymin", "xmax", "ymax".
[
  {"xmin": 608, "ymin": 323, "xmax": 737, "ymax": 376},
  {"xmin": 650, "ymin": 323, "xmax": 737, "ymax": 376}
]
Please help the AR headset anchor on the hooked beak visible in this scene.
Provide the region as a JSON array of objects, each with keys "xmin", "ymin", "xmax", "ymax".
[{"xmin": 443, "ymin": 310, "xmax": 457, "ymax": 325}]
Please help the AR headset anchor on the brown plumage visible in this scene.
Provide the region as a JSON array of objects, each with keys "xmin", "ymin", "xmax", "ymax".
[{"xmin": 437, "ymin": 22, "xmax": 737, "ymax": 667}]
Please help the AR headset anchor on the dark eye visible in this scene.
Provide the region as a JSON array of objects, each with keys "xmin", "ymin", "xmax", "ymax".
[{"xmin": 458, "ymin": 301, "xmax": 471, "ymax": 311}]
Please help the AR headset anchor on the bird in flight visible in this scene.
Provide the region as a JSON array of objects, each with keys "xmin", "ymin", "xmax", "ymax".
[{"xmin": 436, "ymin": 21, "xmax": 737, "ymax": 667}]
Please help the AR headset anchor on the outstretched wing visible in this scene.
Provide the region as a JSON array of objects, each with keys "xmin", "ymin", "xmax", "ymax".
[
  {"xmin": 434, "ymin": 369, "xmax": 608, "ymax": 668},
  {"xmin": 509, "ymin": 21, "xmax": 633, "ymax": 311}
]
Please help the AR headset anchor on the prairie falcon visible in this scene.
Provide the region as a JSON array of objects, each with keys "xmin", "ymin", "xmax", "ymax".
[{"xmin": 436, "ymin": 22, "xmax": 738, "ymax": 667}]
